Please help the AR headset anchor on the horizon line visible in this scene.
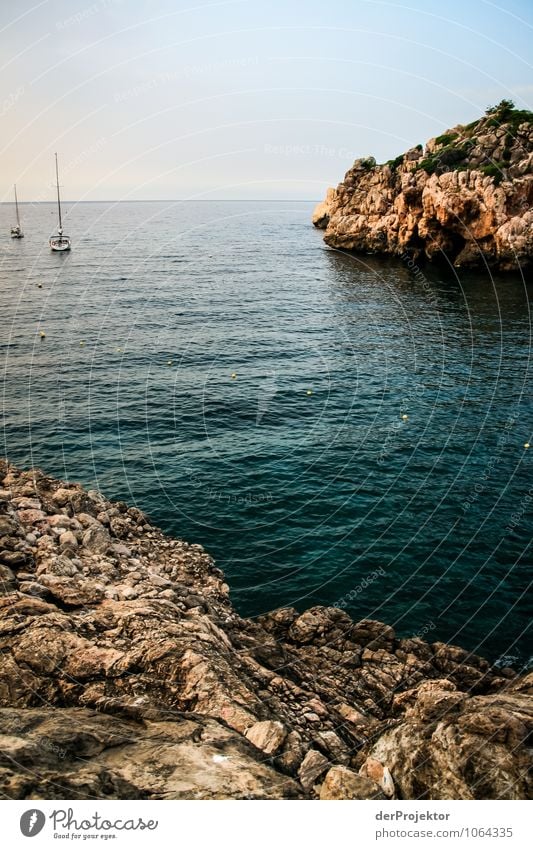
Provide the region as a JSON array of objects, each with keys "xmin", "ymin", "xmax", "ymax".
[{"xmin": 1, "ymin": 198, "xmax": 321, "ymax": 204}]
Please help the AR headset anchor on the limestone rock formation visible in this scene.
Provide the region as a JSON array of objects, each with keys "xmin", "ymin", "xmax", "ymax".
[
  {"xmin": 0, "ymin": 459, "xmax": 531, "ymax": 799},
  {"xmin": 0, "ymin": 708, "xmax": 301, "ymax": 799},
  {"xmin": 313, "ymin": 101, "xmax": 533, "ymax": 270},
  {"xmin": 320, "ymin": 766, "xmax": 385, "ymax": 800},
  {"xmin": 368, "ymin": 678, "xmax": 533, "ymax": 800},
  {"xmin": 312, "ymin": 187, "xmax": 337, "ymax": 228}
]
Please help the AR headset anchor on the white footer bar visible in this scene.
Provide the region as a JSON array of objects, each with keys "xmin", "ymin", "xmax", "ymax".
[{"xmin": 3, "ymin": 799, "xmax": 530, "ymax": 848}]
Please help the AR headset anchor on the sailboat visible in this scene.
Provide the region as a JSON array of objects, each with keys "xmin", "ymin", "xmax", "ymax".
[
  {"xmin": 10, "ymin": 184, "xmax": 24, "ymax": 238},
  {"xmin": 49, "ymin": 153, "xmax": 71, "ymax": 252}
]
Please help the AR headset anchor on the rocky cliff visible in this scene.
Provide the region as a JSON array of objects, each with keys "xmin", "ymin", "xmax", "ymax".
[
  {"xmin": 0, "ymin": 460, "xmax": 531, "ymax": 800},
  {"xmin": 313, "ymin": 101, "xmax": 533, "ymax": 270}
]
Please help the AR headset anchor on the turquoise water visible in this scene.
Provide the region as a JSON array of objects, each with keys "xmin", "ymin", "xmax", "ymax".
[{"xmin": 1, "ymin": 200, "xmax": 531, "ymax": 664}]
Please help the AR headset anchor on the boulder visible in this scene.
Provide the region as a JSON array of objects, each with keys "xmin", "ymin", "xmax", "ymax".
[
  {"xmin": 368, "ymin": 688, "xmax": 533, "ymax": 800},
  {"xmin": 298, "ymin": 749, "xmax": 330, "ymax": 790},
  {"xmin": 59, "ymin": 531, "xmax": 78, "ymax": 551},
  {"xmin": 82, "ymin": 524, "xmax": 111, "ymax": 554},
  {"xmin": 17, "ymin": 509, "xmax": 46, "ymax": 525},
  {"xmin": 52, "ymin": 487, "xmax": 73, "ymax": 506},
  {"xmin": 0, "ymin": 517, "xmax": 19, "ymax": 537},
  {"xmin": 320, "ymin": 766, "xmax": 385, "ymax": 799},
  {"xmin": 245, "ymin": 720, "xmax": 287, "ymax": 755},
  {"xmin": 359, "ymin": 756, "xmax": 395, "ymax": 797}
]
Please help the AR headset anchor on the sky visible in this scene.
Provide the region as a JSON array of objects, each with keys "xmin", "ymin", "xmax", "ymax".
[{"xmin": 1, "ymin": 0, "xmax": 532, "ymax": 200}]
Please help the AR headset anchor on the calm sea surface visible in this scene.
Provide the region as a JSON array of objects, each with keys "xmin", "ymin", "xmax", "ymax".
[{"xmin": 1, "ymin": 200, "xmax": 531, "ymax": 664}]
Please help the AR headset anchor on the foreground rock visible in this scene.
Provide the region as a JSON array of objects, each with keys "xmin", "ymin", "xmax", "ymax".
[
  {"xmin": 0, "ymin": 460, "xmax": 531, "ymax": 799},
  {"xmin": 320, "ymin": 766, "xmax": 385, "ymax": 800},
  {"xmin": 313, "ymin": 100, "xmax": 533, "ymax": 270},
  {"xmin": 0, "ymin": 708, "xmax": 300, "ymax": 799}
]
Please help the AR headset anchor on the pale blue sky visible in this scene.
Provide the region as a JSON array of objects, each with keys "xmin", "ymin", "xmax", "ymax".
[{"xmin": 1, "ymin": 0, "xmax": 532, "ymax": 200}]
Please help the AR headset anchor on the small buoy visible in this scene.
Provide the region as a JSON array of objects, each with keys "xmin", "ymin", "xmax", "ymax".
[
  {"xmin": 306, "ymin": 390, "xmax": 313, "ymax": 395},
  {"xmin": 39, "ymin": 331, "xmax": 46, "ymax": 338},
  {"xmin": 116, "ymin": 347, "xmax": 122, "ymax": 352},
  {"xmin": 79, "ymin": 341, "xmax": 85, "ymax": 346},
  {"xmin": 231, "ymin": 372, "xmax": 237, "ymax": 379},
  {"xmin": 525, "ymin": 443, "xmax": 530, "ymax": 449},
  {"xmin": 402, "ymin": 414, "xmax": 409, "ymax": 421},
  {"xmin": 37, "ymin": 283, "xmax": 42, "ymax": 288},
  {"xmin": 167, "ymin": 360, "xmax": 173, "ymax": 365}
]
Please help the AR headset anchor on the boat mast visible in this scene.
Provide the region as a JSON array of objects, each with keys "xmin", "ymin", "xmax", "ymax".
[
  {"xmin": 14, "ymin": 184, "xmax": 20, "ymax": 227},
  {"xmin": 55, "ymin": 153, "xmax": 62, "ymax": 232}
]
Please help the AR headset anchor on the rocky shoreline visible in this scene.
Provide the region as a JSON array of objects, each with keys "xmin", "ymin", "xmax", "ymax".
[
  {"xmin": 313, "ymin": 101, "xmax": 533, "ymax": 271},
  {"xmin": 0, "ymin": 460, "xmax": 531, "ymax": 799}
]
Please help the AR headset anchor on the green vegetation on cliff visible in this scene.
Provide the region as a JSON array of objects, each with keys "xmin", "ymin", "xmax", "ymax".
[
  {"xmin": 381, "ymin": 101, "xmax": 533, "ymax": 181},
  {"xmin": 415, "ymin": 100, "xmax": 533, "ymax": 179}
]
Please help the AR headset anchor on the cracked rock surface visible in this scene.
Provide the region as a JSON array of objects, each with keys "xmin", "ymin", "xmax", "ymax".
[{"xmin": 0, "ymin": 461, "xmax": 531, "ymax": 799}]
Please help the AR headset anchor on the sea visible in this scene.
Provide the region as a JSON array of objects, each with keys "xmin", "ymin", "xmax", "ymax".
[{"xmin": 0, "ymin": 199, "xmax": 531, "ymax": 666}]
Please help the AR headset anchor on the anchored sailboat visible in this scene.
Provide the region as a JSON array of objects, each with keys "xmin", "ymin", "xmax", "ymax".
[
  {"xmin": 49, "ymin": 153, "xmax": 71, "ymax": 252},
  {"xmin": 10, "ymin": 184, "xmax": 23, "ymax": 238}
]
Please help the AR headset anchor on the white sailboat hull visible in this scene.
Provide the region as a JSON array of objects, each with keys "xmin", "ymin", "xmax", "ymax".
[{"xmin": 49, "ymin": 235, "xmax": 71, "ymax": 251}]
